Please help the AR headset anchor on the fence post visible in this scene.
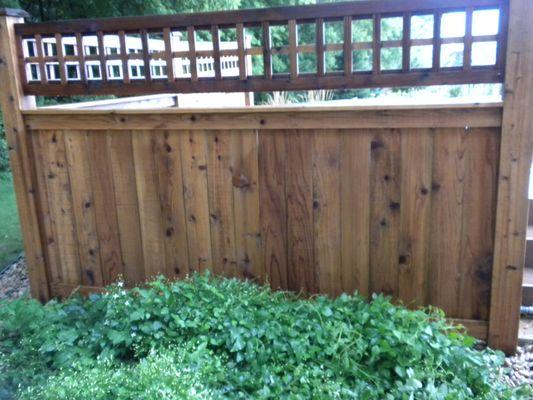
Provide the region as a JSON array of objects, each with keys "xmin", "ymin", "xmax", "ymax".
[
  {"xmin": 488, "ymin": 0, "xmax": 533, "ymax": 354},
  {"xmin": 0, "ymin": 9, "xmax": 50, "ymax": 301}
]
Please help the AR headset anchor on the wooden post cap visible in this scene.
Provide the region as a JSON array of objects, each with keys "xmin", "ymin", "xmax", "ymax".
[{"xmin": 0, "ymin": 8, "xmax": 30, "ymax": 18}]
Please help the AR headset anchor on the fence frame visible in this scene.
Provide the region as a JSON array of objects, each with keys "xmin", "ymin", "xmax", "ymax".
[{"xmin": 0, "ymin": 0, "xmax": 532, "ymax": 354}]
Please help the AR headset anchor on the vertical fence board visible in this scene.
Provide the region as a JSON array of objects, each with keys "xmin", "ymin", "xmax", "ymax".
[
  {"xmin": 398, "ymin": 129, "xmax": 433, "ymax": 306},
  {"xmin": 340, "ymin": 131, "xmax": 371, "ymax": 296},
  {"xmin": 207, "ymin": 130, "xmax": 238, "ymax": 277},
  {"xmin": 108, "ymin": 131, "xmax": 145, "ymax": 285},
  {"xmin": 231, "ymin": 130, "xmax": 263, "ymax": 282},
  {"xmin": 87, "ymin": 132, "xmax": 124, "ymax": 284},
  {"xmin": 38, "ymin": 130, "xmax": 81, "ymax": 285},
  {"xmin": 459, "ymin": 128, "xmax": 499, "ymax": 321},
  {"xmin": 313, "ymin": 130, "xmax": 341, "ymax": 296},
  {"xmin": 369, "ymin": 130, "xmax": 401, "ymax": 297},
  {"xmin": 132, "ymin": 131, "xmax": 167, "ymax": 278},
  {"xmin": 259, "ymin": 131, "xmax": 287, "ymax": 289},
  {"xmin": 64, "ymin": 130, "xmax": 104, "ymax": 287},
  {"xmin": 286, "ymin": 131, "xmax": 315, "ymax": 292},
  {"xmin": 180, "ymin": 130, "xmax": 213, "ymax": 272},
  {"xmin": 428, "ymin": 128, "xmax": 467, "ymax": 316},
  {"xmin": 31, "ymin": 133, "xmax": 61, "ymax": 283},
  {"xmin": 154, "ymin": 131, "xmax": 190, "ymax": 280}
]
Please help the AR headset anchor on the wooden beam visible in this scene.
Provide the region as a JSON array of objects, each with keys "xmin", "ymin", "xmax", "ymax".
[
  {"xmin": 22, "ymin": 105, "xmax": 502, "ymax": 131},
  {"xmin": 21, "ymin": 68, "xmax": 503, "ymax": 96},
  {"xmin": 14, "ymin": 0, "xmax": 504, "ymax": 36},
  {"xmin": 488, "ymin": 0, "xmax": 533, "ymax": 355},
  {"xmin": 0, "ymin": 10, "xmax": 50, "ymax": 301}
]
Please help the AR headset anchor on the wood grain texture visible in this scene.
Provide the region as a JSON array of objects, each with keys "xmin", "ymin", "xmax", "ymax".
[
  {"xmin": 38, "ymin": 130, "xmax": 81, "ymax": 285},
  {"xmin": 0, "ymin": 14, "xmax": 49, "ymax": 301},
  {"xmin": 459, "ymin": 128, "xmax": 499, "ymax": 321},
  {"xmin": 340, "ymin": 131, "xmax": 371, "ymax": 296},
  {"xmin": 286, "ymin": 131, "xmax": 315, "ymax": 292},
  {"xmin": 428, "ymin": 128, "xmax": 467, "ymax": 316},
  {"xmin": 180, "ymin": 130, "xmax": 213, "ymax": 272},
  {"xmin": 154, "ymin": 131, "xmax": 190, "ymax": 280},
  {"xmin": 488, "ymin": 0, "xmax": 533, "ymax": 355},
  {"xmin": 87, "ymin": 131, "xmax": 124, "ymax": 284},
  {"xmin": 23, "ymin": 106, "xmax": 503, "ymax": 131},
  {"xmin": 398, "ymin": 129, "xmax": 433, "ymax": 306},
  {"xmin": 259, "ymin": 131, "xmax": 287, "ymax": 289},
  {"xmin": 369, "ymin": 130, "xmax": 401, "ymax": 297},
  {"xmin": 107, "ymin": 130, "xmax": 145, "ymax": 285},
  {"xmin": 231, "ymin": 131, "xmax": 263, "ymax": 282},
  {"xmin": 207, "ymin": 130, "xmax": 238, "ymax": 277},
  {"xmin": 64, "ymin": 130, "xmax": 103, "ymax": 287},
  {"xmin": 132, "ymin": 131, "xmax": 167, "ymax": 278},
  {"xmin": 313, "ymin": 130, "xmax": 341, "ymax": 296}
]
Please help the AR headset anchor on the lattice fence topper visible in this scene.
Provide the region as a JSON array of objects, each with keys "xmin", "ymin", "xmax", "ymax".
[{"xmin": 15, "ymin": 0, "xmax": 507, "ymax": 95}]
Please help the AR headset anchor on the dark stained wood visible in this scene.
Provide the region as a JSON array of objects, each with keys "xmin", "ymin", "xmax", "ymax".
[
  {"xmin": 259, "ymin": 131, "xmax": 287, "ymax": 289},
  {"xmin": 96, "ymin": 31, "xmax": 108, "ymax": 83},
  {"xmin": 343, "ymin": 16, "xmax": 353, "ymax": 76},
  {"xmin": 236, "ymin": 23, "xmax": 247, "ymax": 80},
  {"xmin": 402, "ymin": 12, "xmax": 411, "ymax": 72},
  {"xmin": 432, "ymin": 11, "xmax": 441, "ymax": 71},
  {"xmin": 211, "ymin": 25, "xmax": 222, "ymax": 80},
  {"xmin": 15, "ymin": 0, "xmax": 504, "ymax": 35},
  {"xmin": 288, "ymin": 19, "xmax": 298, "ymax": 79},
  {"xmin": 34, "ymin": 34, "xmax": 47, "ymax": 83},
  {"xmin": 187, "ymin": 26, "xmax": 198, "ymax": 81},
  {"xmin": 163, "ymin": 28, "xmax": 174, "ymax": 82},
  {"xmin": 140, "ymin": 29, "xmax": 151, "ymax": 81},
  {"xmin": 21, "ymin": 69, "xmax": 503, "ymax": 96},
  {"xmin": 75, "ymin": 32, "xmax": 87, "ymax": 83},
  {"xmin": 262, "ymin": 21, "xmax": 272, "ymax": 79},
  {"xmin": 316, "ymin": 18, "xmax": 325, "ymax": 77},
  {"xmin": 373, "ymin": 14, "xmax": 381, "ymax": 74}
]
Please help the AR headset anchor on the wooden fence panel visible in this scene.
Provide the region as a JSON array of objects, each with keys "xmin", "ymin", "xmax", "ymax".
[{"xmin": 22, "ymin": 105, "xmax": 507, "ymax": 346}]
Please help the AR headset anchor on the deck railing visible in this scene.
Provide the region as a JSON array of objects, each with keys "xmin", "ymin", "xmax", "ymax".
[{"xmin": 13, "ymin": 0, "xmax": 508, "ymax": 96}]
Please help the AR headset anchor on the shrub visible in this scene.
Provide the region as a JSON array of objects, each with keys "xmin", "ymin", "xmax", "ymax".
[{"xmin": 0, "ymin": 274, "xmax": 530, "ymax": 399}]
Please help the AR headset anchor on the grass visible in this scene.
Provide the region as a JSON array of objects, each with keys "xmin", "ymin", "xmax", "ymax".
[
  {"xmin": 0, "ymin": 274, "xmax": 531, "ymax": 400},
  {"xmin": 0, "ymin": 172, "xmax": 22, "ymax": 269}
]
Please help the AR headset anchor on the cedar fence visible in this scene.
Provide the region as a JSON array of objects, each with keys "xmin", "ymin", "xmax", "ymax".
[{"xmin": 0, "ymin": 0, "xmax": 532, "ymax": 354}]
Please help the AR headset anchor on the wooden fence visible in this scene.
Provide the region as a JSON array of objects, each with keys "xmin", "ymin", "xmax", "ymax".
[{"xmin": 0, "ymin": 0, "xmax": 532, "ymax": 354}]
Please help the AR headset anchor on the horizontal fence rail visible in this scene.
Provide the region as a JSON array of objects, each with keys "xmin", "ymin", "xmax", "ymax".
[{"xmin": 14, "ymin": 0, "xmax": 508, "ymax": 96}]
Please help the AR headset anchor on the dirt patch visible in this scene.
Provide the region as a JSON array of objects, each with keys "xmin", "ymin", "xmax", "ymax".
[{"xmin": 0, "ymin": 256, "xmax": 29, "ymax": 300}]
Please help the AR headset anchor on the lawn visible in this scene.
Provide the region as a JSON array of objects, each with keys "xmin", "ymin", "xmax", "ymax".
[
  {"xmin": 0, "ymin": 172, "xmax": 22, "ymax": 269},
  {"xmin": 0, "ymin": 274, "xmax": 531, "ymax": 400}
]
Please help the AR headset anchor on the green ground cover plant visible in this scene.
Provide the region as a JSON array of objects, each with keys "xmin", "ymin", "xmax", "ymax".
[
  {"xmin": 0, "ymin": 274, "xmax": 531, "ymax": 399},
  {"xmin": 0, "ymin": 172, "xmax": 23, "ymax": 268}
]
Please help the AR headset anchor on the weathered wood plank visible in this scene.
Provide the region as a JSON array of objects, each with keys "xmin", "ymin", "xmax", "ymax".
[
  {"xmin": 259, "ymin": 131, "xmax": 287, "ymax": 289},
  {"xmin": 313, "ymin": 130, "xmax": 341, "ymax": 296},
  {"xmin": 0, "ymin": 13, "xmax": 49, "ymax": 301},
  {"xmin": 38, "ymin": 130, "xmax": 81, "ymax": 285},
  {"xmin": 398, "ymin": 129, "xmax": 433, "ymax": 306},
  {"xmin": 153, "ymin": 131, "xmax": 190, "ymax": 280},
  {"xmin": 207, "ymin": 130, "xmax": 237, "ymax": 277},
  {"xmin": 87, "ymin": 131, "xmax": 124, "ymax": 284},
  {"xmin": 230, "ymin": 130, "xmax": 263, "ymax": 282},
  {"xmin": 132, "ymin": 131, "xmax": 167, "ymax": 278},
  {"xmin": 369, "ymin": 130, "xmax": 401, "ymax": 297},
  {"xmin": 23, "ymin": 106, "xmax": 503, "ymax": 131},
  {"xmin": 63, "ymin": 130, "xmax": 103, "ymax": 287},
  {"xmin": 179, "ymin": 130, "xmax": 213, "ymax": 272},
  {"xmin": 489, "ymin": 0, "xmax": 533, "ymax": 354},
  {"xmin": 428, "ymin": 128, "xmax": 467, "ymax": 316},
  {"xmin": 286, "ymin": 130, "xmax": 315, "ymax": 292},
  {"xmin": 340, "ymin": 131, "xmax": 371, "ymax": 296},
  {"xmin": 459, "ymin": 128, "xmax": 499, "ymax": 321},
  {"xmin": 107, "ymin": 130, "xmax": 145, "ymax": 285}
]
